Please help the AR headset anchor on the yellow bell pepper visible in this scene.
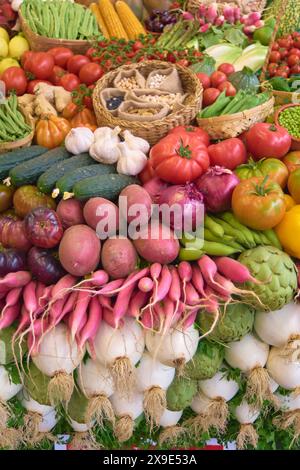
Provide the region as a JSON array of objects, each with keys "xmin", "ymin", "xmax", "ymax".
[
  {"xmin": 275, "ymin": 205, "xmax": 300, "ymax": 258},
  {"xmin": 284, "ymin": 194, "xmax": 296, "ymax": 211}
]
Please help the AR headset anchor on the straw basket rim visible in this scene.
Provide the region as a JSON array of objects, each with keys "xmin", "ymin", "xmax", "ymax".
[{"xmin": 0, "ymin": 129, "xmax": 34, "ymax": 154}]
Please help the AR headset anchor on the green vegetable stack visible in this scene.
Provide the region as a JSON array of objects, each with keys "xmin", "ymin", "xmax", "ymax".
[
  {"xmin": 21, "ymin": 0, "xmax": 103, "ymax": 40},
  {"xmin": 278, "ymin": 106, "xmax": 300, "ymax": 139},
  {"xmin": 180, "ymin": 212, "xmax": 282, "ymax": 259},
  {"xmin": 199, "ymin": 90, "xmax": 271, "ymax": 118},
  {"xmin": 0, "ymin": 94, "xmax": 32, "ymax": 143},
  {"xmin": 184, "ymin": 339, "xmax": 224, "ymax": 380}
]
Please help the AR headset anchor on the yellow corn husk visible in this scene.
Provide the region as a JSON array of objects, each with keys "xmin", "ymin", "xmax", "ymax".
[
  {"xmin": 115, "ymin": 1, "xmax": 146, "ymax": 40},
  {"xmin": 90, "ymin": 3, "xmax": 110, "ymax": 39},
  {"xmin": 98, "ymin": 0, "xmax": 128, "ymax": 40}
]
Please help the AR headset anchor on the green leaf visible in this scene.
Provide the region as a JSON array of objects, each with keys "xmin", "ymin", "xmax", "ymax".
[
  {"xmin": 190, "ymin": 55, "xmax": 216, "ymax": 75},
  {"xmin": 201, "ymin": 30, "xmax": 224, "ymax": 49},
  {"xmin": 224, "ymin": 27, "xmax": 248, "ymax": 47},
  {"xmin": 4, "ymin": 362, "xmax": 22, "ymax": 385}
]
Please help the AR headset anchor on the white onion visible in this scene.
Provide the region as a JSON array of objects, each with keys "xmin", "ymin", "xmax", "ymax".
[
  {"xmin": 275, "ymin": 392, "xmax": 300, "ymax": 411},
  {"xmin": 267, "ymin": 346, "xmax": 300, "ymax": 390},
  {"xmin": 39, "ymin": 409, "xmax": 57, "ymax": 433},
  {"xmin": 254, "ymin": 303, "xmax": 300, "ymax": 347},
  {"xmin": 77, "ymin": 359, "xmax": 114, "ymax": 398},
  {"xmin": 199, "ymin": 369, "xmax": 239, "ymax": 401},
  {"xmin": 191, "ymin": 392, "xmax": 212, "ymax": 414},
  {"xmin": 234, "ymin": 400, "xmax": 260, "ymax": 425},
  {"xmin": 110, "ymin": 390, "xmax": 144, "ymax": 420},
  {"xmin": 69, "ymin": 418, "xmax": 91, "ymax": 433},
  {"xmin": 0, "ymin": 366, "xmax": 22, "ymax": 401},
  {"xmin": 159, "ymin": 409, "xmax": 182, "ymax": 428},
  {"xmin": 136, "ymin": 353, "xmax": 175, "ymax": 392},
  {"xmin": 225, "ymin": 333, "xmax": 269, "ymax": 371},
  {"xmin": 269, "ymin": 377, "xmax": 279, "ymax": 393},
  {"xmin": 18, "ymin": 390, "xmax": 53, "ymax": 416}
]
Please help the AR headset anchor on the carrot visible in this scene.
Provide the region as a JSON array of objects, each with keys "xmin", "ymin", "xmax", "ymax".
[
  {"xmin": 78, "ymin": 296, "xmax": 102, "ymax": 356},
  {"xmin": 69, "ymin": 289, "xmax": 91, "ymax": 340},
  {"xmin": 128, "ymin": 290, "xmax": 149, "ymax": 318},
  {"xmin": 0, "ymin": 302, "xmax": 20, "ymax": 330},
  {"xmin": 0, "ymin": 271, "xmax": 31, "ymax": 289},
  {"xmin": 214, "ymin": 257, "xmax": 261, "ymax": 284},
  {"xmin": 138, "ymin": 277, "xmax": 154, "ymax": 293}
]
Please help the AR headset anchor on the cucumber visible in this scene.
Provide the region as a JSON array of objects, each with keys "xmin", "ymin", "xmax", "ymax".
[
  {"xmin": 0, "ymin": 145, "xmax": 48, "ymax": 180},
  {"xmin": 73, "ymin": 174, "xmax": 138, "ymax": 201},
  {"xmin": 9, "ymin": 148, "xmax": 71, "ymax": 187},
  {"xmin": 37, "ymin": 153, "xmax": 94, "ymax": 194},
  {"xmin": 55, "ymin": 164, "xmax": 116, "ymax": 196}
]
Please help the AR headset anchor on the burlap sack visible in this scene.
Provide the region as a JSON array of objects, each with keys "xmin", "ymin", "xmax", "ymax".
[
  {"xmin": 146, "ymin": 67, "xmax": 183, "ymax": 94},
  {"xmin": 126, "ymin": 88, "xmax": 186, "ymax": 110},
  {"xmin": 113, "ymin": 69, "xmax": 146, "ymax": 91},
  {"xmin": 118, "ymin": 100, "xmax": 170, "ymax": 122},
  {"xmin": 99, "ymin": 88, "xmax": 127, "ymax": 116}
]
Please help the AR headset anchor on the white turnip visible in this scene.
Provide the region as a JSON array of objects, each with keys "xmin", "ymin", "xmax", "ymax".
[{"xmin": 110, "ymin": 390, "xmax": 144, "ymax": 443}]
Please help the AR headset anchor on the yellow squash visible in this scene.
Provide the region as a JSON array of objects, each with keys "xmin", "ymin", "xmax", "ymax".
[{"xmin": 275, "ymin": 205, "xmax": 300, "ymax": 258}]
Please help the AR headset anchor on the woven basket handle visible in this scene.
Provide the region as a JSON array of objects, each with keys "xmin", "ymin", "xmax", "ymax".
[{"xmin": 260, "ymin": 0, "xmax": 289, "ymax": 83}]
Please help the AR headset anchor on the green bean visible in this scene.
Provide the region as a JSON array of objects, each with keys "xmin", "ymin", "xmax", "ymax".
[
  {"xmin": 219, "ymin": 91, "xmax": 244, "ymax": 115},
  {"xmin": 200, "ymin": 91, "xmax": 231, "ymax": 118},
  {"xmin": 262, "ymin": 229, "xmax": 282, "ymax": 249},
  {"xmin": 210, "ymin": 216, "xmax": 250, "ymax": 248},
  {"xmin": 202, "ymin": 240, "xmax": 241, "ymax": 256},
  {"xmin": 179, "ymin": 247, "xmax": 204, "ymax": 261},
  {"xmin": 42, "ymin": 3, "xmax": 51, "ymax": 36},
  {"xmin": 204, "ymin": 214, "xmax": 224, "ymax": 238},
  {"xmin": 219, "ymin": 212, "xmax": 256, "ymax": 247}
]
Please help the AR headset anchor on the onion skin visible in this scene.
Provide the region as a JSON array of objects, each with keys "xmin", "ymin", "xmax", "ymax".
[{"xmin": 195, "ymin": 166, "xmax": 240, "ymax": 213}]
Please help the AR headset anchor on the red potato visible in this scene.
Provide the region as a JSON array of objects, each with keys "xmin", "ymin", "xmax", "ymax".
[
  {"xmin": 101, "ymin": 237, "xmax": 138, "ymax": 279},
  {"xmin": 83, "ymin": 197, "xmax": 119, "ymax": 239},
  {"xmin": 133, "ymin": 222, "xmax": 179, "ymax": 264},
  {"xmin": 58, "ymin": 225, "xmax": 101, "ymax": 276},
  {"xmin": 118, "ymin": 184, "xmax": 152, "ymax": 224},
  {"xmin": 56, "ymin": 199, "xmax": 85, "ymax": 229}
]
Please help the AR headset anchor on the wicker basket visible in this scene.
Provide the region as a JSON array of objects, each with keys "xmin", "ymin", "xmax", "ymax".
[
  {"xmin": 196, "ymin": 96, "xmax": 274, "ymax": 140},
  {"xmin": 19, "ymin": 11, "xmax": 92, "ymax": 54},
  {"xmin": 92, "ymin": 60, "xmax": 203, "ymax": 145},
  {"xmin": 186, "ymin": 0, "xmax": 267, "ymax": 15},
  {"xmin": 260, "ymin": 82, "xmax": 299, "ymax": 106},
  {"xmin": 0, "ymin": 130, "xmax": 34, "ymax": 155}
]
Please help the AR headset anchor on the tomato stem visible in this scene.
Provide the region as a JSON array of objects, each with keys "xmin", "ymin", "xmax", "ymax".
[{"xmin": 176, "ymin": 138, "xmax": 192, "ymax": 159}]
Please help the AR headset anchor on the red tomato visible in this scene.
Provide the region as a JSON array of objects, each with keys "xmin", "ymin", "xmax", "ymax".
[
  {"xmin": 79, "ymin": 63, "xmax": 103, "ymax": 85},
  {"xmin": 288, "ymin": 54, "xmax": 300, "ymax": 67},
  {"xmin": 67, "ymin": 55, "xmax": 90, "ymax": 75},
  {"xmin": 268, "ymin": 63, "xmax": 278, "ymax": 77},
  {"xmin": 208, "ymin": 138, "xmax": 247, "ymax": 170},
  {"xmin": 196, "ymin": 72, "xmax": 211, "ymax": 89},
  {"xmin": 150, "ymin": 133, "xmax": 210, "ymax": 184},
  {"xmin": 83, "ymin": 95, "xmax": 93, "ymax": 110},
  {"xmin": 2, "ymin": 67, "xmax": 27, "ymax": 96},
  {"xmin": 203, "ymin": 88, "xmax": 220, "ymax": 107},
  {"xmin": 26, "ymin": 79, "xmax": 52, "ymax": 94},
  {"xmin": 138, "ymin": 160, "xmax": 156, "ymax": 184},
  {"xmin": 272, "ymin": 42, "xmax": 280, "ymax": 51},
  {"xmin": 217, "ymin": 63, "xmax": 235, "ymax": 75},
  {"xmin": 60, "ymin": 73, "xmax": 80, "ymax": 91},
  {"xmin": 289, "ymin": 48, "xmax": 300, "ymax": 57},
  {"xmin": 176, "ymin": 59, "xmax": 189, "ymax": 67},
  {"xmin": 290, "ymin": 64, "xmax": 300, "ymax": 75},
  {"xmin": 293, "ymin": 37, "xmax": 300, "ymax": 49},
  {"xmin": 49, "ymin": 65, "xmax": 65, "ymax": 86},
  {"xmin": 48, "ymin": 47, "xmax": 73, "ymax": 68},
  {"xmin": 218, "ymin": 81, "xmax": 236, "ymax": 96},
  {"xmin": 274, "ymin": 71, "xmax": 288, "ymax": 78},
  {"xmin": 292, "ymin": 32, "xmax": 300, "ymax": 38},
  {"xmin": 210, "ymin": 71, "xmax": 227, "ymax": 88},
  {"xmin": 279, "ymin": 48, "xmax": 289, "ymax": 60},
  {"xmin": 132, "ymin": 40, "xmax": 143, "ymax": 52},
  {"xmin": 26, "ymin": 52, "xmax": 55, "ymax": 80},
  {"xmin": 86, "ymin": 47, "xmax": 97, "ymax": 60},
  {"xmin": 278, "ymin": 38, "xmax": 292, "ymax": 48},
  {"xmin": 21, "ymin": 50, "xmax": 34, "ymax": 68},
  {"xmin": 244, "ymin": 123, "xmax": 292, "ymax": 160},
  {"xmin": 269, "ymin": 51, "xmax": 281, "ymax": 63},
  {"xmin": 169, "ymin": 125, "xmax": 210, "ymax": 147}
]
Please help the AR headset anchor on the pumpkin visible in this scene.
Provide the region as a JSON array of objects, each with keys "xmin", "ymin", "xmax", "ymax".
[
  {"xmin": 70, "ymin": 108, "xmax": 97, "ymax": 129},
  {"xmin": 35, "ymin": 115, "xmax": 71, "ymax": 149},
  {"xmin": 228, "ymin": 67, "xmax": 259, "ymax": 92}
]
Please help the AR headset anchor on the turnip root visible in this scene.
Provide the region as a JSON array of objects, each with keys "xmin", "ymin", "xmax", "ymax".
[
  {"xmin": 158, "ymin": 409, "xmax": 184, "ymax": 446},
  {"xmin": 145, "ymin": 325, "xmax": 199, "ymax": 372},
  {"xmin": 267, "ymin": 346, "xmax": 300, "ymax": 392},
  {"xmin": 135, "ymin": 353, "xmax": 175, "ymax": 429},
  {"xmin": 225, "ymin": 333, "xmax": 271, "ymax": 407},
  {"xmin": 32, "ymin": 323, "xmax": 84, "ymax": 405},
  {"xmin": 110, "ymin": 390, "xmax": 144, "ymax": 443},
  {"xmin": 77, "ymin": 359, "xmax": 114, "ymax": 427},
  {"xmin": 93, "ymin": 318, "xmax": 144, "ymax": 396},
  {"xmin": 234, "ymin": 400, "xmax": 260, "ymax": 450},
  {"xmin": 273, "ymin": 392, "xmax": 300, "ymax": 443}
]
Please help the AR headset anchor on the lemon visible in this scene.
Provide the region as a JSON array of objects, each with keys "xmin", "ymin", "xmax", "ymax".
[
  {"xmin": 0, "ymin": 28, "xmax": 9, "ymax": 45},
  {"xmin": 0, "ymin": 38, "xmax": 8, "ymax": 59},
  {"xmin": 8, "ymin": 35, "xmax": 29, "ymax": 60},
  {"xmin": 0, "ymin": 58, "xmax": 19, "ymax": 75}
]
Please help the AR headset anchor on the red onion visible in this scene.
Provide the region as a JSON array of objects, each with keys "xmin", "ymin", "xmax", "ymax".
[
  {"xmin": 195, "ymin": 166, "xmax": 239, "ymax": 213},
  {"xmin": 159, "ymin": 183, "xmax": 205, "ymax": 232},
  {"xmin": 143, "ymin": 177, "xmax": 170, "ymax": 203}
]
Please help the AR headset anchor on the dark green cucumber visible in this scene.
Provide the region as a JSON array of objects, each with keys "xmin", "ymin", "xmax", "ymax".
[
  {"xmin": 0, "ymin": 145, "xmax": 48, "ymax": 180},
  {"xmin": 37, "ymin": 153, "xmax": 94, "ymax": 194},
  {"xmin": 9, "ymin": 148, "xmax": 71, "ymax": 187},
  {"xmin": 55, "ymin": 164, "xmax": 116, "ymax": 196},
  {"xmin": 73, "ymin": 174, "xmax": 138, "ymax": 201}
]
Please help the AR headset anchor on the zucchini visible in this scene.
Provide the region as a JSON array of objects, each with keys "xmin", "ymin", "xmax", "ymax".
[
  {"xmin": 9, "ymin": 148, "xmax": 71, "ymax": 187},
  {"xmin": 0, "ymin": 145, "xmax": 48, "ymax": 180},
  {"xmin": 37, "ymin": 153, "xmax": 94, "ymax": 194},
  {"xmin": 55, "ymin": 164, "xmax": 116, "ymax": 196},
  {"xmin": 72, "ymin": 174, "xmax": 138, "ymax": 201}
]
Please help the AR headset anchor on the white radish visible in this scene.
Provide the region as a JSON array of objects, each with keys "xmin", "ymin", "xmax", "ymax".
[
  {"xmin": 93, "ymin": 318, "xmax": 144, "ymax": 396},
  {"xmin": 32, "ymin": 323, "xmax": 84, "ymax": 405},
  {"xmin": 135, "ymin": 353, "xmax": 175, "ymax": 429},
  {"xmin": 0, "ymin": 365, "xmax": 22, "ymax": 428},
  {"xmin": 234, "ymin": 400, "xmax": 260, "ymax": 450},
  {"xmin": 145, "ymin": 325, "xmax": 199, "ymax": 370},
  {"xmin": 110, "ymin": 390, "xmax": 143, "ymax": 443},
  {"xmin": 274, "ymin": 391, "xmax": 300, "ymax": 441},
  {"xmin": 254, "ymin": 303, "xmax": 300, "ymax": 358},
  {"xmin": 158, "ymin": 409, "xmax": 184, "ymax": 446},
  {"xmin": 68, "ymin": 418, "xmax": 100, "ymax": 450},
  {"xmin": 188, "ymin": 391, "xmax": 223, "ymax": 436},
  {"xmin": 77, "ymin": 359, "xmax": 115, "ymax": 427},
  {"xmin": 267, "ymin": 346, "xmax": 300, "ymax": 391},
  {"xmin": 234, "ymin": 400, "xmax": 260, "ymax": 424},
  {"xmin": 225, "ymin": 333, "xmax": 270, "ymax": 407},
  {"xmin": 18, "ymin": 389, "xmax": 53, "ymax": 416}
]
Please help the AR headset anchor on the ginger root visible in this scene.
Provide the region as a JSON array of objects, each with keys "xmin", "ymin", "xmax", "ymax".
[
  {"xmin": 34, "ymin": 95, "xmax": 57, "ymax": 117},
  {"xmin": 34, "ymin": 83, "xmax": 56, "ymax": 103},
  {"xmin": 54, "ymin": 87, "xmax": 71, "ymax": 113}
]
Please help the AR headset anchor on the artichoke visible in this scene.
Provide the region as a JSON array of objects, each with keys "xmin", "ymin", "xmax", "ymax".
[
  {"xmin": 24, "ymin": 362, "xmax": 51, "ymax": 406},
  {"xmin": 199, "ymin": 303, "xmax": 255, "ymax": 343},
  {"xmin": 238, "ymin": 246, "xmax": 298, "ymax": 312},
  {"xmin": 184, "ymin": 339, "xmax": 224, "ymax": 380},
  {"xmin": 166, "ymin": 376, "xmax": 198, "ymax": 412}
]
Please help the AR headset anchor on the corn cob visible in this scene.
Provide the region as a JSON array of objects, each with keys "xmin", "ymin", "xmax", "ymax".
[
  {"xmin": 90, "ymin": 3, "xmax": 110, "ymax": 39},
  {"xmin": 98, "ymin": 0, "xmax": 128, "ymax": 40},
  {"xmin": 115, "ymin": 1, "xmax": 146, "ymax": 40}
]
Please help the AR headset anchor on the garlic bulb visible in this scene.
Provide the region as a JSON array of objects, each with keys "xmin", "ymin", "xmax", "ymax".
[
  {"xmin": 65, "ymin": 127, "xmax": 94, "ymax": 155},
  {"xmin": 89, "ymin": 127, "xmax": 121, "ymax": 164},
  {"xmin": 123, "ymin": 130, "xmax": 150, "ymax": 155},
  {"xmin": 94, "ymin": 126, "xmax": 121, "ymax": 144},
  {"xmin": 117, "ymin": 142, "xmax": 147, "ymax": 176}
]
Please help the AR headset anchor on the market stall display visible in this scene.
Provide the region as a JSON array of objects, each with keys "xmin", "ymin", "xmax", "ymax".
[{"xmin": 0, "ymin": 0, "xmax": 299, "ymax": 452}]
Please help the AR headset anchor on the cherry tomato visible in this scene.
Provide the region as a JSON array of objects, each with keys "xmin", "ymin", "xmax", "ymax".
[
  {"xmin": 218, "ymin": 80, "xmax": 236, "ymax": 96},
  {"xmin": 290, "ymin": 64, "xmax": 300, "ymax": 75},
  {"xmin": 202, "ymin": 88, "xmax": 221, "ymax": 107},
  {"xmin": 83, "ymin": 95, "xmax": 93, "ymax": 110},
  {"xmin": 274, "ymin": 71, "xmax": 288, "ymax": 78},
  {"xmin": 268, "ymin": 63, "xmax": 278, "ymax": 77},
  {"xmin": 293, "ymin": 37, "xmax": 300, "ymax": 49},
  {"xmin": 132, "ymin": 41, "xmax": 143, "ymax": 52},
  {"xmin": 272, "ymin": 42, "xmax": 280, "ymax": 51},
  {"xmin": 217, "ymin": 63, "xmax": 235, "ymax": 75},
  {"xmin": 85, "ymin": 47, "xmax": 97, "ymax": 60},
  {"xmin": 196, "ymin": 72, "xmax": 211, "ymax": 89},
  {"xmin": 26, "ymin": 79, "xmax": 52, "ymax": 94},
  {"xmin": 2, "ymin": 67, "xmax": 27, "ymax": 96},
  {"xmin": 49, "ymin": 65, "xmax": 65, "ymax": 86},
  {"xmin": 210, "ymin": 71, "xmax": 227, "ymax": 88},
  {"xmin": 79, "ymin": 63, "xmax": 103, "ymax": 85},
  {"xmin": 279, "ymin": 48, "xmax": 288, "ymax": 60},
  {"xmin": 269, "ymin": 51, "xmax": 281, "ymax": 63},
  {"xmin": 67, "ymin": 54, "xmax": 90, "ymax": 75},
  {"xmin": 60, "ymin": 73, "xmax": 81, "ymax": 91},
  {"xmin": 48, "ymin": 47, "xmax": 73, "ymax": 68},
  {"xmin": 278, "ymin": 38, "xmax": 292, "ymax": 48},
  {"xmin": 288, "ymin": 54, "xmax": 300, "ymax": 67},
  {"xmin": 176, "ymin": 59, "xmax": 189, "ymax": 67},
  {"xmin": 289, "ymin": 48, "xmax": 300, "ymax": 57}
]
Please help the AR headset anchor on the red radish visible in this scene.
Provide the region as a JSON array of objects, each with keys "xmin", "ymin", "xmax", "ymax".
[
  {"xmin": 213, "ymin": 272, "xmax": 260, "ymax": 302},
  {"xmin": 178, "ymin": 261, "xmax": 192, "ymax": 304},
  {"xmin": 15, "ymin": 305, "xmax": 31, "ymax": 336},
  {"xmin": 78, "ymin": 296, "xmax": 102, "ymax": 356},
  {"xmin": 112, "ymin": 273, "xmax": 138, "ymax": 328},
  {"xmin": 197, "ymin": 255, "xmax": 218, "ymax": 286},
  {"xmin": 69, "ymin": 289, "xmax": 91, "ymax": 340},
  {"xmin": 98, "ymin": 295, "xmax": 113, "ymax": 311},
  {"xmin": 161, "ymin": 297, "xmax": 176, "ymax": 334},
  {"xmin": 214, "ymin": 257, "xmax": 261, "ymax": 284},
  {"xmin": 70, "ymin": 270, "xmax": 109, "ymax": 291},
  {"xmin": 128, "ymin": 290, "xmax": 149, "ymax": 318},
  {"xmin": 1, "ymin": 287, "xmax": 22, "ymax": 318},
  {"xmin": 185, "ymin": 283, "xmax": 201, "ymax": 306},
  {"xmin": 98, "ymin": 268, "xmax": 149, "ymax": 296},
  {"xmin": 0, "ymin": 271, "xmax": 31, "ymax": 289},
  {"xmin": 38, "ymin": 285, "xmax": 53, "ymax": 309},
  {"xmin": 141, "ymin": 306, "xmax": 158, "ymax": 329},
  {"xmin": 183, "ymin": 310, "xmax": 198, "ymax": 330},
  {"xmin": 150, "ymin": 265, "xmax": 172, "ymax": 307},
  {"xmin": 150, "ymin": 262, "xmax": 162, "ymax": 301},
  {"xmin": 61, "ymin": 291, "xmax": 78, "ymax": 317},
  {"xmin": 138, "ymin": 277, "xmax": 154, "ymax": 293},
  {"xmin": 51, "ymin": 274, "xmax": 77, "ymax": 301},
  {"xmin": 27, "ymin": 317, "xmax": 49, "ymax": 356},
  {"xmin": 75, "ymin": 309, "xmax": 88, "ymax": 342},
  {"xmin": 103, "ymin": 308, "xmax": 124, "ymax": 329},
  {"xmin": 168, "ymin": 267, "xmax": 181, "ymax": 303},
  {"xmin": 23, "ymin": 281, "xmax": 38, "ymax": 320},
  {"xmin": 0, "ymin": 302, "xmax": 20, "ymax": 330},
  {"xmin": 97, "ymin": 279, "xmax": 124, "ymax": 297},
  {"xmin": 192, "ymin": 265, "xmax": 206, "ymax": 297}
]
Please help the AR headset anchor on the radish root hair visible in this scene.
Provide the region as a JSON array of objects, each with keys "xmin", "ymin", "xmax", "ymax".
[
  {"xmin": 280, "ymin": 336, "xmax": 300, "ymax": 362},
  {"xmin": 0, "ymin": 400, "xmax": 10, "ymax": 428},
  {"xmin": 273, "ymin": 410, "xmax": 300, "ymax": 446},
  {"xmin": 143, "ymin": 386, "xmax": 166, "ymax": 431},
  {"xmin": 48, "ymin": 371, "xmax": 74, "ymax": 406},
  {"xmin": 86, "ymin": 395, "xmax": 115, "ymax": 428},
  {"xmin": 114, "ymin": 415, "xmax": 134, "ymax": 443},
  {"xmin": 184, "ymin": 413, "xmax": 212, "ymax": 438},
  {"xmin": 22, "ymin": 412, "xmax": 43, "ymax": 445},
  {"xmin": 245, "ymin": 367, "xmax": 271, "ymax": 408},
  {"xmin": 110, "ymin": 357, "xmax": 135, "ymax": 397},
  {"xmin": 0, "ymin": 426, "xmax": 21, "ymax": 449},
  {"xmin": 69, "ymin": 431, "xmax": 102, "ymax": 450},
  {"xmin": 158, "ymin": 425, "xmax": 185, "ymax": 446},
  {"xmin": 207, "ymin": 398, "xmax": 229, "ymax": 433},
  {"xmin": 236, "ymin": 424, "xmax": 258, "ymax": 450}
]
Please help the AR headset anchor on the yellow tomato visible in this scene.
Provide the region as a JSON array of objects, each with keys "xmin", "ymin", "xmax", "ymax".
[
  {"xmin": 8, "ymin": 36, "xmax": 29, "ymax": 60},
  {"xmin": 0, "ymin": 38, "xmax": 8, "ymax": 58},
  {"xmin": 0, "ymin": 28, "xmax": 9, "ymax": 45},
  {"xmin": 284, "ymin": 194, "xmax": 296, "ymax": 211},
  {"xmin": 0, "ymin": 58, "xmax": 19, "ymax": 75},
  {"xmin": 275, "ymin": 205, "xmax": 300, "ymax": 258}
]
